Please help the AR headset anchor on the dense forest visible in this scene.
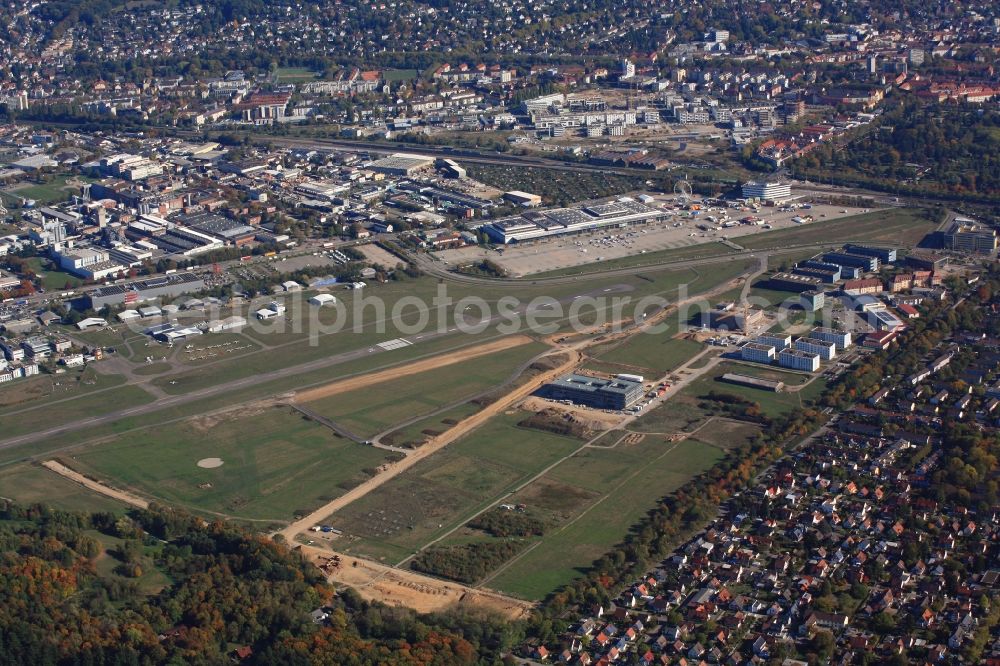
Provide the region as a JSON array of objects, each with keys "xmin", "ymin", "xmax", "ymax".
[
  {"xmin": 0, "ymin": 502, "xmax": 517, "ymax": 665},
  {"xmin": 791, "ymin": 101, "xmax": 1000, "ymax": 204}
]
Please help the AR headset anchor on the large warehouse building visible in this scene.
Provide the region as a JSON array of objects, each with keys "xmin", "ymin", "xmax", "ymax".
[
  {"xmin": 368, "ymin": 153, "xmax": 435, "ymax": 176},
  {"xmin": 483, "ymin": 198, "xmax": 668, "ymax": 244},
  {"xmin": 88, "ymin": 272, "xmax": 206, "ymax": 309},
  {"xmin": 543, "ymin": 373, "xmax": 644, "ymax": 410}
]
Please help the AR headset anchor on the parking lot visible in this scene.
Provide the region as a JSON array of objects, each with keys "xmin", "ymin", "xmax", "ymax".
[{"xmin": 435, "ymin": 198, "xmax": 874, "ymax": 276}]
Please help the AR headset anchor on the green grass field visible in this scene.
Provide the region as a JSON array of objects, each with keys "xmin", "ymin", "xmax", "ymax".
[
  {"xmin": 0, "ymin": 383, "xmax": 155, "ymax": 440},
  {"xmin": 741, "ymin": 208, "xmax": 936, "ymax": 251},
  {"xmin": 381, "ymin": 402, "xmax": 482, "ymax": 449},
  {"xmin": 25, "ymin": 257, "xmax": 83, "ymax": 290},
  {"xmin": 326, "ymin": 411, "xmax": 583, "ymax": 563},
  {"xmin": 70, "ymin": 406, "xmax": 393, "ymax": 522},
  {"xmin": 0, "ymin": 263, "xmax": 758, "ymax": 468},
  {"xmin": 536, "ymin": 243, "xmax": 740, "ymax": 278},
  {"xmin": 2, "ymin": 175, "xmax": 90, "ymax": 206},
  {"xmin": 594, "ymin": 331, "xmax": 704, "ymax": 377},
  {"xmin": 304, "ymin": 341, "xmax": 546, "ymax": 438},
  {"xmin": 688, "ymin": 418, "xmax": 762, "ymax": 450},
  {"xmin": 0, "ymin": 366, "xmax": 126, "ymax": 409},
  {"xmin": 679, "ymin": 361, "xmax": 827, "ymax": 418},
  {"xmin": 154, "ymin": 266, "xmax": 743, "ymax": 395},
  {"xmin": 487, "ymin": 437, "xmax": 722, "ymax": 599},
  {"xmin": 0, "ymin": 463, "xmax": 129, "ymax": 514}
]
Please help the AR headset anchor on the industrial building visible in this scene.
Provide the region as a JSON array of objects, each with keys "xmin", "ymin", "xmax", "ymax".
[
  {"xmin": 741, "ymin": 342, "xmax": 776, "ymax": 364},
  {"xmin": 809, "ymin": 327, "xmax": 852, "ymax": 350},
  {"xmin": 844, "ymin": 244, "xmax": 897, "ymax": 263},
  {"xmin": 721, "ymin": 373, "xmax": 784, "ymax": 392},
  {"xmin": 798, "ymin": 260, "xmax": 843, "ymax": 281},
  {"xmin": 823, "ymin": 252, "xmax": 879, "ymax": 272},
  {"xmin": 543, "ymin": 373, "xmax": 644, "ymax": 410},
  {"xmin": 255, "ymin": 301, "xmax": 286, "ymax": 320},
  {"xmin": 88, "ymin": 272, "xmax": 206, "ymax": 309},
  {"xmin": 207, "ymin": 316, "xmax": 247, "ymax": 333},
  {"xmin": 741, "ymin": 181, "xmax": 792, "ymax": 201},
  {"xmin": 436, "ymin": 158, "xmax": 466, "ymax": 179},
  {"xmin": 792, "ymin": 266, "xmax": 840, "ymax": 284},
  {"xmin": 778, "ymin": 348, "xmax": 821, "ymax": 372},
  {"xmin": 309, "ymin": 293, "xmax": 337, "ymax": 307},
  {"xmin": 868, "ymin": 308, "xmax": 905, "ymax": 331},
  {"xmin": 483, "ymin": 198, "xmax": 668, "ymax": 244},
  {"xmin": 703, "ymin": 307, "xmax": 766, "ymax": 332},
  {"xmin": 503, "ymin": 191, "xmax": 543, "ymax": 207},
  {"xmin": 176, "ymin": 212, "xmax": 256, "ymax": 246},
  {"xmin": 767, "ymin": 272, "xmax": 825, "ymax": 293},
  {"xmin": 368, "ymin": 153, "xmax": 435, "ymax": 176},
  {"xmin": 54, "ymin": 247, "xmax": 126, "ymax": 281},
  {"xmin": 794, "ymin": 336, "xmax": 837, "ymax": 360},
  {"xmin": 943, "ymin": 220, "xmax": 997, "ymax": 254}
]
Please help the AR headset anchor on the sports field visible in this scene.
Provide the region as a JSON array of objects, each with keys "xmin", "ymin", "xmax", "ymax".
[
  {"xmin": 275, "ymin": 67, "xmax": 319, "ymax": 82},
  {"xmin": 69, "ymin": 406, "xmax": 393, "ymax": 522},
  {"xmin": 325, "ymin": 411, "xmax": 584, "ymax": 564},
  {"xmin": 303, "ymin": 340, "xmax": 546, "ymax": 438}
]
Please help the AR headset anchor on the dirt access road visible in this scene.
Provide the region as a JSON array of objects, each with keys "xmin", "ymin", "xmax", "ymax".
[
  {"xmin": 299, "ymin": 545, "xmax": 533, "ymax": 619},
  {"xmin": 275, "ymin": 345, "xmax": 580, "ymax": 543},
  {"xmin": 292, "ymin": 334, "xmax": 533, "ymax": 404},
  {"xmin": 41, "ymin": 460, "xmax": 150, "ymax": 509}
]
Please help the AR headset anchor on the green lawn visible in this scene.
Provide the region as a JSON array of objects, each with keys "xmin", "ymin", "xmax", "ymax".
[
  {"xmin": 488, "ymin": 437, "xmax": 722, "ymax": 599},
  {"xmin": 327, "ymin": 411, "xmax": 583, "ymax": 564},
  {"xmin": 0, "ymin": 366, "xmax": 126, "ymax": 409},
  {"xmin": 380, "ymin": 402, "xmax": 482, "ymax": 448},
  {"xmin": 0, "ymin": 383, "xmax": 155, "ymax": 440},
  {"xmin": 0, "ymin": 463, "xmax": 129, "ymax": 514},
  {"xmin": 679, "ymin": 361, "xmax": 827, "ymax": 419},
  {"xmin": 3, "ymin": 175, "xmax": 91, "ymax": 206},
  {"xmin": 689, "ymin": 418, "xmax": 762, "ymax": 450},
  {"xmin": 594, "ymin": 332, "xmax": 704, "ymax": 377},
  {"xmin": 70, "ymin": 406, "xmax": 393, "ymax": 522},
  {"xmin": 25, "ymin": 257, "xmax": 83, "ymax": 290},
  {"xmin": 305, "ymin": 341, "xmax": 545, "ymax": 438}
]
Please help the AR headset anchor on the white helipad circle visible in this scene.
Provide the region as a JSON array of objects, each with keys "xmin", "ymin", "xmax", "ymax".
[{"xmin": 197, "ymin": 457, "xmax": 224, "ymax": 468}]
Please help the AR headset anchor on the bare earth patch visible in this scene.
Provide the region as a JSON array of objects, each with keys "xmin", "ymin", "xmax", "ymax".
[{"xmin": 197, "ymin": 457, "xmax": 224, "ymax": 469}]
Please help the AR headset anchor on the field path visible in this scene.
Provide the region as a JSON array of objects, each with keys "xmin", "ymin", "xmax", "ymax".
[
  {"xmin": 292, "ymin": 334, "xmax": 533, "ymax": 403},
  {"xmin": 41, "ymin": 460, "xmax": 149, "ymax": 509},
  {"xmin": 275, "ymin": 344, "xmax": 580, "ymax": 543}
]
